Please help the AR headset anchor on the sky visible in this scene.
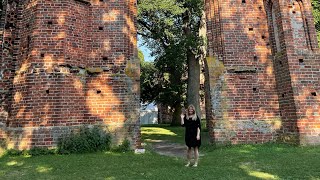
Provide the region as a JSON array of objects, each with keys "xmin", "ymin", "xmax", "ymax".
[{"xmin": 137, "ymin": 36, "xmax": 155, "ymax": 62}]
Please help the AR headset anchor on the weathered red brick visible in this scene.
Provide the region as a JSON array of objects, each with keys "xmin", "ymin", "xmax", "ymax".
[
  {"xmin": 0, "ymin": 0, "xmax": 140, "ymax": 149},
  {"xmin": 205, "ymin": 0, "xmax": 320, "ymax": 145}
]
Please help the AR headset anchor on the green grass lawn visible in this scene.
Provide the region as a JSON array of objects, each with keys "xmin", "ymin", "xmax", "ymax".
[
  {"xmin": 141, "ymin": 121, "xmax": 211, "ymax": 145},
  {"xmin": 0, "ymin": 124, "xmax": 320, "ymax": 180}
]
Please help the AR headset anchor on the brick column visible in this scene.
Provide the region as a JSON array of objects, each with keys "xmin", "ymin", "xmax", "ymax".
[{"xmin": 1, "ymin": 0, "xmax": 140, "ymax": 149}]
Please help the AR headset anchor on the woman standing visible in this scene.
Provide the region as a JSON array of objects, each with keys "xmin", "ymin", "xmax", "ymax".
[{"xmin": 181, "ymin": 105, "xmax": 201, "ymax": 167}]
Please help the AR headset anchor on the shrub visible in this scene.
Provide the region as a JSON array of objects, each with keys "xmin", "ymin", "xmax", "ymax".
[
  {"xmin": 28, "ymin": 147, "xmax": 56, "ymax": 156},
  {"xmin": 57, "ymin": 126, "xmax": 111, "ymax": 154},
  {"xmin": 112, "ymin": 139, "xmax": 132, "ymax": 153},
  {"xmin": 6, "ymin": 149, "xmax": 24, "ymax": 156},
  {"xmin": 5, "ymin": 147, "xmax": 56, "ymax": 157}
]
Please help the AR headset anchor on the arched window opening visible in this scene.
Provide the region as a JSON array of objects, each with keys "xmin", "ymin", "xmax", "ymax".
[
  {"xmin": 265, "ymin": 1, "xmax": 281, "ymax": 54},
  {"xmin": 290, "ymin": 0, "xmax": 312, "ymax": 50}
]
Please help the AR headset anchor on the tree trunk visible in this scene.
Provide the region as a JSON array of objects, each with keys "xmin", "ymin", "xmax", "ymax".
[
  {"xmin": 183, "ymin": 11, "xmax": 201, "ymax": 117},
  {"xmin": 187, "ymin": 52, "xmax": 201, "ymax": 117},
  {"xmin": 171, "ymin": 103, "xmax": 182, "ymax": 126}
]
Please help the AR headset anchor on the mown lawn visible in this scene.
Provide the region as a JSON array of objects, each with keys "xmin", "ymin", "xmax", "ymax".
[
  {"xmin": 141, "ymin": 121, "xmax": 211, "ymax": 145},
  {"xmin": 0, "ymin": 124, "xmax": 320, "ymax": 180}
]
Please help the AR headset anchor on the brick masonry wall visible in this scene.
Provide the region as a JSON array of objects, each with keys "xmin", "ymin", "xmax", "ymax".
[
  {"xmin": 265, "ymin": 1, "xmax": 300, "ymax": 140},
  {"xmin": 1, "ymin": 0, "xmax": 20, "ymax": 129},
  {"xmin": 276, "ymin": 0, "xmax": 320, "ymax": 144},
  {"xmin": 205, "ymin": 0, "xmax": 281, "ymax": 144},
  {"xmin": 0, "ymin": 0, "xmax": 140, "ymax": 150},
  {"xmin": 205, "ymin": 0, "xmax": 320, "ymax": 145}
]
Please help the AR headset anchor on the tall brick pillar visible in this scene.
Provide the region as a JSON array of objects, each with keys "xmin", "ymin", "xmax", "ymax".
[
  {"xmin": 264, "ymin": 0, "xmax": 320, "ymax": 145},
  {"xmin": 205, "ymin": 0, "xmax": 320, "ymax": 145},
  {"xmin": 205, "ymin": 0, "xmax": 281, "ymax": 144},
  {"xmin": 0, "ymin": 0, "xmax": 140, "ymax": 149}
]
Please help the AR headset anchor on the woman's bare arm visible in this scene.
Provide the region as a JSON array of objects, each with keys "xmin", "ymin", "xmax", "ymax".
[
  {"xmin": 181, "ymin": 114, "xmax": 185, "ymax": 126},
  {"xmin": 196, "ymin": 127, "xmax": 200, "ymax": 140},
  {"xmin": 196, "ymin": 118, "xmax": 200, "ymax": 140}
]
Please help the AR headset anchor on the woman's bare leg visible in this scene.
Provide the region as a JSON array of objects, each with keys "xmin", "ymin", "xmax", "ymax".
[
  {"xmin": 193, "ymin": 147, "xmax": 199, "ymax": 167},
  {"xmin": 185, "ymin": 147, "xmax": 192, "ymax": 166}
]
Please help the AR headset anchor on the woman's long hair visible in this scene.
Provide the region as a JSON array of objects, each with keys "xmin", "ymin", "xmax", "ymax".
[{"xmin": 186, "ymin": 104, "xmax": 197, "ymax": 121}]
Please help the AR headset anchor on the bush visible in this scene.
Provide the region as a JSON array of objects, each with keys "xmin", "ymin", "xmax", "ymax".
[
  {"xmin": 5, "ymin": 147, "xmax": 56, "ymax": 157},
  {"xmin": 6, "ymin": 149, "xmax": 24, "ymax": 156},
  {"xmin": 112, "ymin": 139, "xmax": 131, "ymax": 153},
  {"xmin": 57, "ymin": 126, "xmax": 111, "ymax": 154},
  {"xmin": 28, "ymin": 147, "xmax": 56, "ymax": 156}
]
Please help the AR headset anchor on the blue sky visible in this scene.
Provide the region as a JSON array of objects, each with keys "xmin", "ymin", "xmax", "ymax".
[{"xmin": 138, "ymin": 36, "xmax": 154, "ymax": 62}]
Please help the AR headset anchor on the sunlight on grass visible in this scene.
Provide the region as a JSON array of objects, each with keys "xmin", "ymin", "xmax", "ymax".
[
  {"xmin": 237, "ymin": 145, "xmax": 257, "ymax": 153},
  {"xmin": 240, "ymin": 164, "xmax": 280, "ymax": 180},
  {"xmin": 249, "ymin": 171, "xmax": 279, "ymax": 180},
  {"xmin": 23, "ymin": 155, "xmax": 32, "ymax": 158},
  {"xmin": 105, "ymin": 177, "xmax": 116, "ymax": 180},
  {"xmin": 36, "ymin": 166, "xmax": 53, "ymax": 173},
  {"xmin": 238, "ymin": 150, "xmax": 251, "ymax": 153},
  {"xmin": 6, "ymin": 160, "xmax": 24, "ymax": 166},
  {"xmin": 0, "ymin": 149, "xmax": 4, "ymax": 157},
  {"xmin": 141, "ymin": 127, "xmax": 177, "ymax": 136},
  {"xmin": 274, "ymin": 147, "xmax": 285, "ymax": 152}
]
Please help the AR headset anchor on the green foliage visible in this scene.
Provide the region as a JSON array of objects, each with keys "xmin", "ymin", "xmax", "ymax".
[
  {"xmin": 5, "ymin": 149, "xmax": 25, "ymax": 156},
  {"xmin": 138, "ymin": 0, "xmax": 204, "ymax": 114},
  {"xmin": 112, "ymin": 139, "xmax": 132, "ymax": 153},
  {"xmin": 28, "ymin": 147, "xmax": 56, "ymax": 156},
  {"xmin": 57, "ymin": 126, "xmax": 111, "ymax": 154},
  {"xmin": 140, "ymin": 60, "xmax": 160, "ymax": 104},
  {"xmin": 276, "ymin": 133, "xmax": 300, "ymax": 145},
  {"xmin": 138, "ymin": 49, "xmax": 144, "ymax": 62},
  {"xmin": 0, "ymin": 139, "xmax": 6, "ymax": 149},
  {"xmin": 312, "ymin": 0, "xmax": 320, "ymax": 46},
  {"xmin": 138, "ymin": 0, "xmax": 186, "ymax": 43},
  {"xmin": 5, "ymin": 147, "xmax": 56, "ymax": 157}
]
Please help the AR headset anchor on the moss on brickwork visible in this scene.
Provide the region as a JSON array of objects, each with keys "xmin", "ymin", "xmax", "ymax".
[
  {"xmin": 86, "ymin": 67, "xmax": 103, "ymax": 74},
  {"xmin": 125, "ymin": 59, "xmax": 139, "ymax": 78},
  {"xmin": 226, "ymin": 66, "xmax": 257, "ymax": 73},
  {"xmin": 206, "ymin": 56, "xmax": 233, "ymax": 142},
  {"xmin": 206, "ymin": 56, "xmax": 228, "ymax": 121},
  {"xmin": 277, "ymin": 133, "xmax": 300, "ymax": 145},
  {"xmin": 267, "ymin": 118, "xmax": 282, "ymax": 130},
  {"xmin": 206, "ymin": 56, "xmax": 225, "ymax": 82},
  {"xmin": 274, "ymin": 51, "xmax": 283, "ymax": 58}
]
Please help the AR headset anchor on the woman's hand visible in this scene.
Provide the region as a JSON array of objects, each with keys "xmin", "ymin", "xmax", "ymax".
[
  {"xmin": 196, "ymin": 135, "xmax": 200, "ymax": 140},
  {"xmin": 181, "ymin": 114, "xmax": 185, "ymax": 125}
]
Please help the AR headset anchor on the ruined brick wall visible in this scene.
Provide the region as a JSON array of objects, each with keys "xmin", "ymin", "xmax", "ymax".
[
  {"xmin": 0, "ymin": 0, "xmax": 18, "ymax": 135},
  {"xmin": 269, "ymin": 0, "xmax": 320, "ymax": 144},
  {"xmin": 0, "ymin": 0, "xmax": 140, "ymax": 149},
  {"xmin": 205, "ymin": 0, "xmax": 320, "ymax": 145}
]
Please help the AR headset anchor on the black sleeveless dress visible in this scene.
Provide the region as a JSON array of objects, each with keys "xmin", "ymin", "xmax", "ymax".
[{"xmin": 182, "ymin": 116, "xmax": 201, "ymax": 148}]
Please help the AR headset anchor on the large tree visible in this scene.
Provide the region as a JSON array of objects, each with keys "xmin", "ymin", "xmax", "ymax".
[
  {"xmin": 139, "ymin": 42, "xmax": 187, "ymax": 126},
  {"xmin": 181, "ymin": 0, "xmax": 205, "ymax": 117},
  {"xmin": 138, "ymin": 0, "xmax": 205, "ymax": 118}
]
